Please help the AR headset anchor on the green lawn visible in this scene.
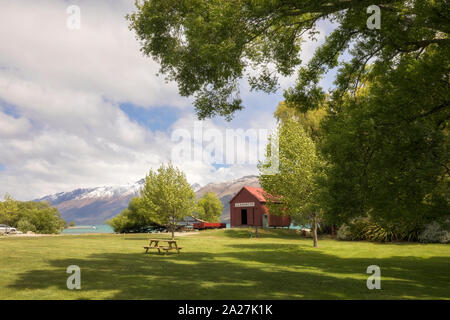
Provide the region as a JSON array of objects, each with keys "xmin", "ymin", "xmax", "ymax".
[{"xmin": 1, "ymin": 228, "xmax": 449, "ymax": 300}]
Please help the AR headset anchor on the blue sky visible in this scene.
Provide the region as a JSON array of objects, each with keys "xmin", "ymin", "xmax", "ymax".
[
  {"xmin": 0, "ymin": 0, "xmax": 336, "ymax": 200},
  {"xmin": 0, "ymin": 99, "xmax": 21, "ymax": 119},
  {"xmin": 119, "ymin": 103, "xmax": 183, "ymax": 133}
]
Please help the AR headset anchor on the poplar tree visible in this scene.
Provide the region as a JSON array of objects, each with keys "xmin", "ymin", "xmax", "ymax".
[
  {"xmin": 141, "ymin": 163, "xmax": 196, "ymax": 240},
  {"xmin": 259, "ymin": 119, "xmax": 324, "ymax": 247}
]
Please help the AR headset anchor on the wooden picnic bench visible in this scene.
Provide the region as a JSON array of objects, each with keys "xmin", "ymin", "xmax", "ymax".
[{"xmin": 144, "ymin": 239, "xmax": 183, "ymax": 255}]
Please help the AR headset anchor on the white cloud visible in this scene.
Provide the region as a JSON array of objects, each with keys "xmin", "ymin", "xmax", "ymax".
[
  {"xmin": 0, "ymin": 0, "xmax": 181, "ymax": 199},
  {"xmin": 168, "ymin": 113, "xmax": 276, "ymax": 186},
  {"xmin": 0, "ymin": 0, "xmax": 187, "ymax": 108},
  {"xmin": 0, "ymin": 112, "xmax": 31, "ymax": 137},
  {"xmin": 0, "ymin": 0, "xmax": 331, "ymax": 201}
]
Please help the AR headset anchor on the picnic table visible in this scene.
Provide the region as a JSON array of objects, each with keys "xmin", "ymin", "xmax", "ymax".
[{"xmin": 143, "ymin": 239, "xmax": 183, "ymax": 255}]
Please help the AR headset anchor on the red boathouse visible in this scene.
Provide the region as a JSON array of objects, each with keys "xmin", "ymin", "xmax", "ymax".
[{"xmin": 230, "ymin": 186, "xmax": 290, "ymax": 228}]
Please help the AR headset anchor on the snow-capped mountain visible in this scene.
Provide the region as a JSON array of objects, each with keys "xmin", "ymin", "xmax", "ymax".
[
  {"xmin": 38, "ymin": 179, "xmax": 146, "ymax": 204},
  {"xmin": 191, "ymin": 183, "xmax": 202, "ymax": 192},
  {"xmin": 35, "ymin": 180, "xmax": 146, "ymax": 225},
  {"xmin": 36, "ymin": 176, "xmax": 259, "ymax": 225}
]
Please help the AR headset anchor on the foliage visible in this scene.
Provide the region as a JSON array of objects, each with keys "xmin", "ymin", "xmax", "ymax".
[
  {"xmin": 107, "ymin": 197, "xmax": 164, "ymax": 233},
  {"xmin": 337, "ymin": 217, "xmax": 422, "ymax": 242},
  {"xmin": 141, "ymin": 163, "xmax": 196, "ymax": 239},
  {"xmin": 107, "ymin": 164, "xmax": 195, "ymax": 236},
  {"xmin": 127, "ymin": 0, "xmax": 449, "ymax": 119},
  {"xmin": 418, "ymin": 220, "xmax": 450, "ymax": 244},
  {"xmin": 274, "ymin": 101, "xmax": 327, "ymax": 143},
  {"xmin": 194, "ymin": 192, "xmax": 223, "ymax": 222},
  {"xmin": 107, "ymin": 211, "xmax": 133, "ymax": 233},
  {"xmin": 128, "ymin": 0, "xmax": 449, "ymax": 231},
  {"xmin": 336, "ymin": 224, "xmax": 351, "ymax": 241},
  {"xmin": 17, "ymin": 219, "xmax": 37, "ymax": 233},
  {"xmin": 274, "ymin": 101, "xmax": 341, "ymax": 231},
  {"xmin": 0, "ymin": 194, "xmax": 20, "ymax": 226},
  {"xmin": 0, "ymin": 195, "xmax": 65, "ymax": 234},
  {"xmin": 350, "ymin": 218, "xmax": 400, "ymax": 242},
  {"xmin": 320, "ymin": 46, "xmax": 449, "ymax": 225},
  {"xmin": 259, "ymin": 118, "xmax": 323, "ymax": 246}
]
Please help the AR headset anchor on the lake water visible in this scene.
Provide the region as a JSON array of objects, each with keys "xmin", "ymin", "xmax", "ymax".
[{"xmin": 62, "ymin": 224, "xmax": 114, "ymax": 234}]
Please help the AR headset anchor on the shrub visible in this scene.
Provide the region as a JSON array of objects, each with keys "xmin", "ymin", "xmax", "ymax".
[
  {"xmin": 17, "ymin": 219, "xmax": 37, "ymax": 233},
  {"xmin": 336, "ymin": 224, "xmax": 351, "ymax": 240},
  {"xmin": 418, "ymin": 221, "xmax": 450, "ymax": 244},
  {"xmin": 1, "ymin": 196, "xmax": 65, "ymax": 234},
  {"xmin": 106, "ymin": 211, "xmax": 135, "ymax": 233}
]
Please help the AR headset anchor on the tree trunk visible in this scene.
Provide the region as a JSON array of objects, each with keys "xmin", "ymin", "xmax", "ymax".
[
  {"xmin": 312, "ymin": 215, "xmax": 319, "ymax": 248},
  {"xmin": 255, "ymin": 225, "xmax": 258, "ymax": 238},
  {"xmin": 171, "ymin": 225, "xmax": 175, "ymax": 240},
  {"xmin": 331, "ymin": 224, "xmax": 335, "ymax": 239}
]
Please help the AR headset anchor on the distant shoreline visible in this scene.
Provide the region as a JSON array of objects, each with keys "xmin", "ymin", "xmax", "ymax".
[
  {"xmin": 66, "ymin": 226, "xmax": 97, "ymax": 229},
  {"xmin": 1, "ymin": 231, "xmax": 200, "ymax": 238}
]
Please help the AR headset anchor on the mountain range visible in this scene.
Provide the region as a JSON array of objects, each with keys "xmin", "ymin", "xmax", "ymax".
[{"xmin": 35, "ymin": 175, "xmax": 260, "ymax": 224}]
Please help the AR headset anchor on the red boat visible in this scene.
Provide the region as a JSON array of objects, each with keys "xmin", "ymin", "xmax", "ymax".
[{"xmin": 193, "ymin": 222, "xmax": 226, "ymax": 230}]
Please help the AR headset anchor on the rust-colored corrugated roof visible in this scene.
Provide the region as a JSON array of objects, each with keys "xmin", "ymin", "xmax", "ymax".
[
  {"xmin": 229, "ymin": 185, "xmax": 281, "ymax": 204},
  {"xmin": 244, "ymin": 186, "xmax": 267, "ymax": 202}
]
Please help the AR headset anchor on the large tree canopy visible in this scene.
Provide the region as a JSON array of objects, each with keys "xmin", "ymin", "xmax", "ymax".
[
  {"xmin": 320, "ymin": 50, "xmax": 449, "ymax": 225},
  {"xmin": 129, "ymin": 1, "xmax": 449, "ymax": 230},
  {"xmin": 128, "ymin": 0, "xmax": 448, "ymax": 119}
]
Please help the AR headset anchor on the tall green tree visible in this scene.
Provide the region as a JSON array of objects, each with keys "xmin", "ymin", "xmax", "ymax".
[
  {"xmin": 259, "ymin": 119, "xmax": 324, "ymax": 247},
  {"xmin": 128, "ymin": 0, "xmax": 448, "ymax": 119},
  {"xmin": 195, "ymin": 192, "xmax": 223, "ymax": 222},
  {"xmin": 320, "ymin": 59, "xmax": 449, "ymax": 226},
  {"xmin": 274, "ymin": 102, "xmax": 342, "ymax": 234},
  {"xmin": 141, "ymin": 163, "xmax": 196, "ymax": 240}
]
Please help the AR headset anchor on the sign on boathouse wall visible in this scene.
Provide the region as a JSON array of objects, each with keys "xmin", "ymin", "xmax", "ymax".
[{"xmin": 235, "ymin": 202, "xmax": 255, "ymax": 207}]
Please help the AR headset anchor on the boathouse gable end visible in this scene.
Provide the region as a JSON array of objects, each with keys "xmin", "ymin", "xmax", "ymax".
[{"xmin": 229, "ymin": 186, "xmax": 290, "ymax": 228}]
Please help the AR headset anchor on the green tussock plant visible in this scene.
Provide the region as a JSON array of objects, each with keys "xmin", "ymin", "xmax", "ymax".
[{"xmin": 338, "ymin": 217, "xmax": 422, "ymax": 242}]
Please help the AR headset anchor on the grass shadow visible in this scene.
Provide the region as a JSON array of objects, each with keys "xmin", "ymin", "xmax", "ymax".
[{"xmin": 8, "ymin": 241, "xmax": 450, "ymax": 299}]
